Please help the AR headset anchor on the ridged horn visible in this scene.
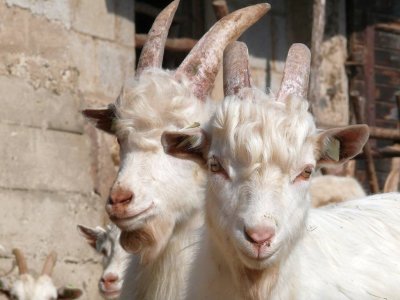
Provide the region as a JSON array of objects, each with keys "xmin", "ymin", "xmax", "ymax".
[
  {"xmin": 277, "ymin": 43, "xmax": 311, "ymax": 102},
  {"xmin": 12, "ymin": 248, "xmax": 28, "ymax": 275},
  {"xmin": 41, "ymin": 251, "xmax": 57, "ymax": 277},
  {"xmin": 175, "ymin": 3, "xmax": 270, "ymax": 101},
  {"xmin": 223, "ymin": 42, "xmax": 251, "ymax": 96},
  {"xmin": 136, "ymin": 0, "xmax": 180, "ymax": 76}
]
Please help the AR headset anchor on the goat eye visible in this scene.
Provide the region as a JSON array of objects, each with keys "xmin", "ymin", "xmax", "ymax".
[{"xmin": 209, "ymin": 156, "xmax": 221, "ymax": 173}]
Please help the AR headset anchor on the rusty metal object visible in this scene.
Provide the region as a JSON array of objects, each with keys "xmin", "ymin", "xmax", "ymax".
[
  {"xmin": 364, "ymin": 23, "xmax": 376, "ymax": 127},
  {"xmin": 396, "ymin": 93, "xmax": 400, "ymax": 122},
  {"xmin": 351, "ymin": 95, "xmax": 380, "ymax": 193}
]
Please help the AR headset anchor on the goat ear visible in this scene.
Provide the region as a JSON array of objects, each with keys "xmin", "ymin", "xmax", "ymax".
[
  {"xmin": 316, "ymin": 124, "xmax": 369, "ymax": 166},
  {"xmin": 77, "ymin": 225, "xmax": 106, "ymax": 249},
  {"xmin": 82, "ymin": 104, "xmax": 117, "ymax": 134},
  {"xmin": 161, "ymin": 127, "xmax": 209, "ymax": 165},
  {"xmin": 57, "ymin": 286, "xmax": 83, "ymax": 299},
  {"xmin": 0, "ymin": 278, "xmax": 11, "ymax": 296}
]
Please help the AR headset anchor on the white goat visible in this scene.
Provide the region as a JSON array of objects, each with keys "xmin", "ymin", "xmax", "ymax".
[
  {"xmin": 77, "ymin": 224, "xmax": 132, "ymax": 299},
  {"xmin": 83, "ymin": 1, "xmax": 270, "ymax": 298},
  {"xmin": 309, "ymin": 175, "xmax": 366, "ymax": 207},
  {"xmin": 0, "ymin": 249, "xmax": 82, "ymax": 300},
  {"xmin": 162, "ymin": 43, "xmax": 400, "ymax": 299}
]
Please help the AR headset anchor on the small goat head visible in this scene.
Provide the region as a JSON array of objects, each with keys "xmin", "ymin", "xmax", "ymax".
[
  {"xmin": 162, "ymin": 43, "xmax": 369, "ymax": 270},
  {"xmin": 78, "ymin": 224, "xmax": 131, "ymax": 299},
  {"xmin": 82, "ymin": 0, "xmax": 270, "ymax": 262},
  {"xmin": 0, "ymin": 249, "xmax": 82, "ymax": 300}
]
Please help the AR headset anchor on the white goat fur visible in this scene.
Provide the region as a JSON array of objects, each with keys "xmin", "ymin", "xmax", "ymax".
[
  {"xmin": 108, "ymin": 69, "xmax": 212, "ymax": 299},
  {"xmin": 79, "ymin": 224, "xmax": 132, "ymax": 299},
  {"xmin": 164, "ymin": 91, "xmax": 400, "ymax": 299},
  {"xmin": 10, "ymin": 274, "xmax": 57, "ymax": 300},
  {"xmin": 309, "ymin": 175, "xmax": 366, "ymax": 207}
]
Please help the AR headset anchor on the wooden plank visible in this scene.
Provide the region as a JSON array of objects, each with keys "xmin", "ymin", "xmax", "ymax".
[
  {"xmin": 375, "ymin": 85, "xmax": 399, "ymax": 102},
  {"xmin": 375, "ymin": 101, "xmax": 398, "ymax": 121},
  {"xmin": 375, "ymin": 119, "xmax": 399, "ymax": 129},
  {"xmin": 369, "ymin": 126, "xmax": 400, "ymax": 141},
  {"xmin": 375, "ymin": 67, "xmax": 400, "ymax": 86},
  {"xmin": 375, "ymin": 31, "xmax": 400, "ymax": 51},
  {"xmin": 376, "ymin": 23, "xmax": 400, "ymax": 34},
  {"xmin": 375, "ymin": 48, "xmax": 400, "ymax": 70},
  {"xmin": 135, "ymin": 34, "xmax": 197, "ymax": 52}
]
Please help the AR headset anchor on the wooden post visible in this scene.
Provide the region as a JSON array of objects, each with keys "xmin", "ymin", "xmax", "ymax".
[
  {"xmin": 212, "ymin": 0, "xmax": 229, "ymax": 20},
  {"xmin": 351, "ymin": 94, "xmax": 380, "ymax": 193},
  {"xmin": 309, "ymin": 0, "xmax": 326, "ymax": 119},
  {"xmin": 396, "ymin": 92, "xmax": 400, "ymax": 124}
]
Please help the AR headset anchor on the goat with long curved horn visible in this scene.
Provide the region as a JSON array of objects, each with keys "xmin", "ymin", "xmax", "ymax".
[
  {"xmin": 175, "ymin": 3, "xmax": 270, "ymax": 100},
  {"xmin": 277, "ymin": 43, "xmax": 311, "ymax": 102},
  {"xmin": 41, "ymin": 251, "xmax": 57, "ymax": 276},
  {"xmin": 83, "ymin": 3, "xmax": 272, "ymax": 298},
  {"xmin": 223, "ymin": 41, "xmax": 252, "ymax": 97},
  {"xmin": 136, "ymin": 0, "xmax": 180, "ymax": 75},
  {"xmin": 12, "ymin": 248, "xmax": 28, "ymax": 275}
]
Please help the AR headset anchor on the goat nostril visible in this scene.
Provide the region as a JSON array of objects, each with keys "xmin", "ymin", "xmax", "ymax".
[
  {"xmin": 110, "ymin": 188, "xmax": 134, "ymax": 205},
  {"xmin": 102, "ymin": 274, "xmax": 118, "ymax": 284},
  {"xmin": 244, "ymin": 225, "xmax": 275, "ymax": 246}
]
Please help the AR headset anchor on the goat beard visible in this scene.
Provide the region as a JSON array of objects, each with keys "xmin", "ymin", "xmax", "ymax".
[{"xmin": 120, "ymin": 217, "xmax": 175, "ymax": 264}]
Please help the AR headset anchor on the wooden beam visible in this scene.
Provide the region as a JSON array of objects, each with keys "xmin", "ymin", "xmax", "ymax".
[
  {"xmin": 369, "ymin": 126, "xmax": 400, "ymax": 142},
  {"xmin": 212, "ymin": 0, "xmax": 229, "ymax": 20},
  {"xmin": 135, "ymin": 34, "xmax": 197, "ymax": 52},
  {"xmin": 351, "ymin": 95, "xmax": 380, "ymax": 193}
]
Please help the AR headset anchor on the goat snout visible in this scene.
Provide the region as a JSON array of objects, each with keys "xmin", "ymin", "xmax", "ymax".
[
  {"xmin": 101, "ymin": 273, "xmax": 119, "ymax": 289},
  {"xmin": 109, "ymin": 187, "xmax": 134, "ymax": 205},
  {"xmin": 244, "ymin": 225, "xmax": 275, "ymax": 247}
]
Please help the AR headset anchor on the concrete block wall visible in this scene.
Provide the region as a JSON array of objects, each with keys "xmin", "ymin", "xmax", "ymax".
[{"xmin": 0, "ymin": 0, "xmax": 134, "ymax": 298}]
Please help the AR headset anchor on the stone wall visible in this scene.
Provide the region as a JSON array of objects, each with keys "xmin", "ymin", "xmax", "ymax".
[{"xmin": 0, "ymin": 0, "xmax": 134, "ymax": 298}]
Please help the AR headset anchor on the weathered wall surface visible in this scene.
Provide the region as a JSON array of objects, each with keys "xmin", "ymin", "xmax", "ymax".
[{"xmin": 0, "ymin": 0, "xmax": 134, "ymax": 298}]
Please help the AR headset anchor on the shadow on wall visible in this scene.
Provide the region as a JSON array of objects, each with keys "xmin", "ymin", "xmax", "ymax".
[{"xmin": 105, "ymin": 0, "xmax": 135, "ymax": 23}]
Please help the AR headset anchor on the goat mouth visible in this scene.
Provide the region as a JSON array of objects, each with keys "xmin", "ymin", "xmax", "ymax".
[
  {"xmin": 239, "ymin": 242, "xmax": 278, "ymax": 262},
  {"xmin": 108, "ymin": 202, "xmax": 155, "ymax": 222},
  {"xmin": 101, "ymin": 289, "xmax": 120, "ymax": 299}
]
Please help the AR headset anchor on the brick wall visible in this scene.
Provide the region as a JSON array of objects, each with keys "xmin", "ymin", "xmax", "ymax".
[{"xmin": 0, "ymin": 0, "xmax": 135, "ymax": 298}]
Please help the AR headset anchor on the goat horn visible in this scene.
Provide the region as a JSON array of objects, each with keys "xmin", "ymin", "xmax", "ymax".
[
  {"xmin": 41, "ymin": 251, "xmax": 57, "ymax": 276},
  {"xmin": 12, "ymin": 248, "xmax": 28, "ymax": 275},
  {"xmin": 136, "ymin": 0, "xmax": 180, "ymax": 76},
  {"xmin": 277, "ymin": 43, "xmax": 311, "ymax": 102},
  {"xmin": 223, "ymin": 42, "xmax": 251, "ymax": 96},
  {"xmin": 175, "ymin": 3, "xmax": 270, "ymax": 101}
]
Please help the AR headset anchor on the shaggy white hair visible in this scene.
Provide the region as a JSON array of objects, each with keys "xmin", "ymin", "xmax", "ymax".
[
  {"xmin": 212, "ymin": 90, "xmax": 315, "ymax": 173},
  {"xmin": 162, "ymin": 89, "xmax": 400, "ymax": 299},
  {"xmin": 113, "ymin": 69, "xmax": 209, "ymax": 150}
]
